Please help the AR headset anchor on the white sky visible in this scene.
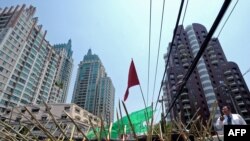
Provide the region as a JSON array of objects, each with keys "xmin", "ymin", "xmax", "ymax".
[{"xmin": 1, "ymin": 0, "xmax": 250, "ymax": 121}]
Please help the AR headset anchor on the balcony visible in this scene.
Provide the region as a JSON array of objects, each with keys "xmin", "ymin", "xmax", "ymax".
[
  {"xmin": 179, "ymin": 48, "xmax": 186, "ymax": 53},
  {"xmin": 181, "ymin": 92, "xmax": 188, "ymax": 96},
  {"xmin": 232, "ymin": 88, "xmax": 239, "ymax": 93},
  {"xmin": 177, "ymin": 74, "xmax": 183, "ymax": 79},
  {"xmin": 208, "ymin": 49, "xmax": 215, "ymax": 55},
  {"xmin": 180, "ymin": 53, "xmax": 188, "ymax": 59},
  {"xmin": 224, "ymin": 70, "xmax": 232, "ymax": 75},
  {"xmin": 177, "ymin": 44, "xmax": 185, "ymax": 49},
  {"xmin": 211, "ymin": 60, "xmax": 218, "ymax": 65},
  {"xmin": 238, "ymin": 102, "xmax": 245, "ymax": 106},
  {"xmin": 184, "ymin": 112, "xmax": 191, "ymax": 117},
  {"xmin": 241, "ymin": 109, "xmax": 248, "ymax": 113},
  {"xmin": 229, "ymin": 82, "xmax": 237, "ymax": 86},
  {"xmin": 206, "ymin": 45, "xmax": 213, "ymax": 50},
  {"xmin": 209, "ymin": 55, "xmax": 217, "ymax": 59},
  {"xmin": 235, "ymin": 95, "xmax": 242, "ymax": 100},
  {"xmin": 181, "ymin": 58, "xmax": 188, "ymax": 62},
  {"xmin": 183, "ymin": 62, "xmax": 189, "ymax": 68},
  {"xmin": 183, "ymin": 105, "xmax": 191, "ymax": 109},
  {"xmin": 182, "ymin": 99, "xmax": 189, "ymax": 103},
  {"xmin": 226, "ymin": 76, "xmax": 234, "ymax": 80},
  {"xmin": 245, "ymin": 117, "xmax": 250, "ymax": 121},
  {"xmin": 240, "ymin": 87, "xmax": 245, "ymax": 91}
]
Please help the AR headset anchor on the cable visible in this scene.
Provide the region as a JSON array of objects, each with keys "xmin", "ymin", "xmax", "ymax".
[
  {"xmin": 147, "ymin": 0, "xmax": 152, "ymax": 107},
  {"xmin": 153, "ymin": 0, "xmax": 189, "ymax": 122},
  {"xmin": 154, "ymin": 0, "xmax": 185, "ymax": 112},
  {"xmin": 151, "ymin": 0, "xmax": 166, "ymax": 104},
  {"xmin": 181, "ymin": 0, "xmax": 189, "ymax": 25},
  {"xmin": 164, "ymin": 0, "xmax": 232, "ymax": 119},
  {"xmin": 216, "ymin": 0, "xmax": 239, "ymax": 38},
  {"xmin": 243, "ymin": 67, "xmax": 250, "ymax": 76}
]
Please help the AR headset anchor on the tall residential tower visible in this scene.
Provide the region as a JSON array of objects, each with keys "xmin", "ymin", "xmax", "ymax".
[
  {"xmin": 163, "ymin": 23, "xmax": 250, "ymax": 124},
  {"xmin": 0, "ymin": 5, "xmax": 72, "ymax": 112},
  {"xmin": 53, "ymin": 40, "xmax": 73, "ymax": 103},
  {"xmin": 72, "ymin": 49, "xmax": 115, "ymax": 123}
]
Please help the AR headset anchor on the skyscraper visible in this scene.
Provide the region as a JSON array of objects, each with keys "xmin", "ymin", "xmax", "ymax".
[
  {"xmin": 163, "ymin": 23, "xmax": 250, "ymax": 124},
  {"xmin": 53, "ymin": 40, "xmax": 73, "ymax": 103},
  {"xmin": 72, "ymin": 49, "xmax": 115, "ymax": 123},
  {"xmin": 0, "ymin": 5, "xmax": 72, "ymax": 112}
]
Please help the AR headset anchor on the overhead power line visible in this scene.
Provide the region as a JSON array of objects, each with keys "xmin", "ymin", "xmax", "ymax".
[
  {"xmin": 147, "ymin": 0, "xmax": 153, "ymax": 106},
  {"xmin": 243, "ymin": 67, "xmax": 250, "ymax": 76},
  {"xmin": 154, "ymin": 0, "xmax": 185, "ymax": 112},
  {"xmin": 151, "ymin": 0, "xmax": 166, "ymax": 104},
  {"xmin": 217, "ymin": 0, "xmax": 239, "ymax": 38},
  {"xmin": 181, "ymin": 0, "xmax": 189, "ymax": 25},
  {"xmin": 164, "ymin": 0, "xmax": 232, "ymax": 119}
]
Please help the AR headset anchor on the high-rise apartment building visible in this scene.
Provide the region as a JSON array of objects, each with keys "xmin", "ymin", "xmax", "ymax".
[
  {"xmin": 72, "ymin": 49, "xmax": 115, "ymax": 123},
  {"xmin": 0, "ymin": 5, "xmax": 72, "ymax": 112},
  {"xmin": 163, "ymin": 23, "xmax": 250, "ymax": 124},
  {"xmin": 52, "ymin": 40, "xmax": 73, "ymax": 103}
]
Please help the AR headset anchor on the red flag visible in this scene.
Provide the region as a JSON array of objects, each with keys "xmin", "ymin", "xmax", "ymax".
[{"xmin": 124, "ymin": 59, "xmax": 140, "ymax": 101}]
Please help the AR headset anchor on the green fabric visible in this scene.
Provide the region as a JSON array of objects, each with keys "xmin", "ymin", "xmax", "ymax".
[{"xmin": 86, "ymin": 106, "xmax": 153, "ymax": 139}]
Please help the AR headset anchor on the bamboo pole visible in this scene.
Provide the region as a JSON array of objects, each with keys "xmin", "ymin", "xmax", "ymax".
[
  {"xmin": 108, "ymin": 122, "xmax": 113, "ymax": 140},
  {"xmin": 118, "ymin": 100, "xmax": 124, "ymax": 135},
  {"xmin": 64, "ymin": 110, "xmax": 89, "ymax": 141},
  {"xmin": 116, "ymin": 109, "xmax": 121, "ymax": 137},
  {"xmin": 70, "ymin": 125, "xmax": 75, "ymax": 141},
  {"xmin": 121, "ymin": 101, "xmax": 138, "ymax": 141},
  {"xmin": 24, "ymin": 106, "xmax": 56, "ymax": 141},
  {"xmin": 88, "ymin": 116, "xmax": 99, "ymax": 140},
  {"xmin": 0, "ymin": 120, "xmax": 29, "ymax": 141},
  {"xmin": 43, "ymin": 101, "xmax": 69, "ymax": 140}
]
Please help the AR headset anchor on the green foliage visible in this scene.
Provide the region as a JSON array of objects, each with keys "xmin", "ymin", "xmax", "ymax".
[{"xmin": 55, "ymin": 81, "xmax": 63, "ymax": 89}]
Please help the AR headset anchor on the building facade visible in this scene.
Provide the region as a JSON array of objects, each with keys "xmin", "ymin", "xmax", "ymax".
[
  {"xmin": 0, "ymin": 5, "xmax": 72, "ymax": 112},
  {"xmin": 1, "ymin": 103, "xmax": 100, "ymax": 140},
  {"xmin": 72, "ymin": 49, "xmax": 115, "ymax": 123},
  {"xmin": 53, "ymin": 39, "xmax": 73, "ymax": 103},
  {"xmin": 163, "ymin": 23, "xmax": 250, "ymax": 124}
]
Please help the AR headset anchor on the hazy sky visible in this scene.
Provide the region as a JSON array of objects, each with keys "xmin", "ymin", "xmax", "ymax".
[{"xmin": 1, "ymin": 0, "xmax": 250, "ymax": 121}]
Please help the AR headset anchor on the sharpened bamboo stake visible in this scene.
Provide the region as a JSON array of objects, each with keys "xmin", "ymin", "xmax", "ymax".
[
  {"xmin": 24, "ymin": 106, "xmax": 56, "ymax": 141},
  {"xmin": 88, "ymin": 116, "xmax": 99, "ymax": 140},
  {"xmin": 70, "ymin": 125, "xmax": 75, "ymax": 140},
  {"xmin": 43, "ymin": 101, "xmax": 69, "ymax": 140},
  {"xmin": 121, "ymin": 101, "xmax": 138, "ymax": 141},
  {"xmin": 64, "ymin": 110, "xmax": 89, "ymax": 141},
  {"xmin": 0, "ymin": 120, "xmax": 29, "ymax": 141}
]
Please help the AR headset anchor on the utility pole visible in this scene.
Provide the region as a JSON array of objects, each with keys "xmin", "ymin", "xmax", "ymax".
[
  {"xmin": 224, "ymin": 86, "xmax": 239, "ymax": 114},
  {"xmin": 158, "ymin": 96, "xmax": 166, "ymax": 133},
  {"xmin": 217, "ymin": 81, "xmax": 239, "ymax": 114}
]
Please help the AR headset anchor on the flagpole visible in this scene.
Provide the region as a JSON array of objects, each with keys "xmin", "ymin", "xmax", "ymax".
[{"xmin": 139, "ymin": 84, "xmax": 147, "ymax": 109}]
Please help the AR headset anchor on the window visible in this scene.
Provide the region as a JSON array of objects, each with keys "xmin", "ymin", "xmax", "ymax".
[
  {"xmin": 64, "ymin": 106, "xmax": 70, "ymax": 111},
  {"xmin": 75, "ymin": 116, "xmax": 81, "ymax": 120},
  {"xmin": 75, "ymin": 107, "xmax": 80, "ymax": 113},
  {"xmin": 1, "ymin": 117, "xmax": 6, "ymax": 122},
  {"xmin": 45, "ymin": 106, "xmax": 51, "ymax": 112},
  {"xmin": 61, "ymin": 115, "xmax": 67, "ymax": 119},
  {"xmin": 6, "ymin": 109, "xmax": 11, "ymax": 114},
  {"xmin": 32, "ymin": 107, "xmax": 40, "ymax": 113},
  {"xmin": 21, "ymin": 109, "xmax": 26, "ymax": 113},
  {"xmin": 0, "ymin": 66, "xmax": 3, "ymax": 72},
  {"xmin": 33, "ymin": 127, "xmax": 40, "ymax": 131},
  {"xmin": 16, "ymin": 117, "xmax": 22, "ymax": 122},
  {"xmin": 41, "ymin": 116, "xmax": 47, "ymax": 121}
]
